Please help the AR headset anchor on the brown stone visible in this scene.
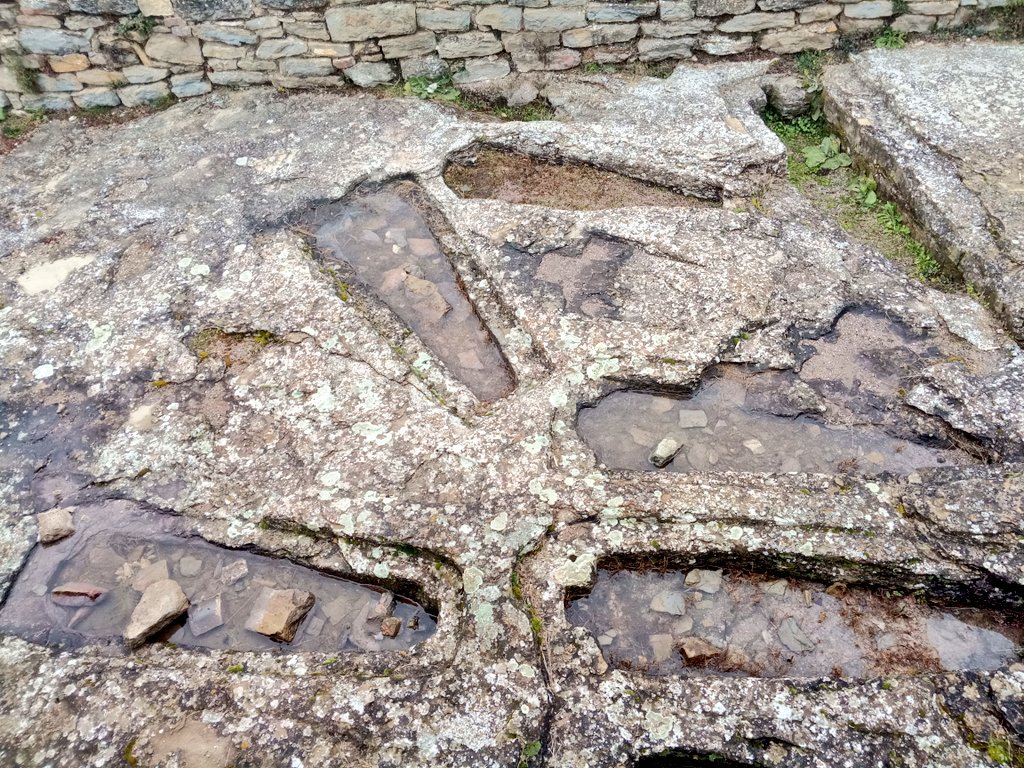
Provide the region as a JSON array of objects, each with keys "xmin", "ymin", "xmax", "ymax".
[
  {"xmin": 49, "ymin": 53, "xmax": 90, "ymax": 73},
  {"xmin": 244, "ymin": 587, "xmax": 315, "ymax": 643}
]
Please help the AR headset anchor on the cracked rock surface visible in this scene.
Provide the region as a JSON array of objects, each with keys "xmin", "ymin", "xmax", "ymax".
[{"xmin": 0, "ymin": 61, "xmax": 1023, "ymax": 767}]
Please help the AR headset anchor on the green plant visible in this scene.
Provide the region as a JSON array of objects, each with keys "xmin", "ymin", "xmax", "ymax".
[
  {"xmin": 517, "ymin": 740, "xmax": 542, "ymax": 768},
  {"xmin": 118, "ymin": 14, "xmax": 157, "ymax": 40},
  {"xmin": 893, "ymin": 0, "xmax": 910, "ymax": 13},
  {"xmin": 802, "ymin": 135, "xmax": 852, "ymax": 172},
  {"xmin": 9, "ymin": 55, "xmax": 40, "ymax": 94},
  {"xmin": 875, "ymin": 28, "xmax": 907, "ymax": 48},
  {"xmin": 848, "ymin": 175, "xmax": 878, "ymax": 207},
  {"xmin": 795, "ymin": 50, "xmax": 824, "ymax": 78},
  {"xmin": 908, "ymin": 239, "xmax": 940, "ymax": 279},
  {"xmin": 404, "ymin": 73, "xmax": 460, "ymax": 102},
  {"xmin": 877, "ymin": 201, "xmax": 908, "ymax": 234},
  {"xmin": 226, "ymin": 663, "xmax": 245, "ymax": 673}
]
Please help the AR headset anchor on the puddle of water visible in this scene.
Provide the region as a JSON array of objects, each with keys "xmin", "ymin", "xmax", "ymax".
[
  {"xmin": 578, "ymin": 310, "xmax": 983, "ymax": 476},
  {"xmin": 444, "ymin": 147, "xmax": 714, "ymax": 211},
  {"xmin": 0, "ymin": 504, "xmax": 436, "ymax": 652},
  {"xmin": 304, "ymin": 184, "xmax": 514, "ymax": 402},
  {"xmin": 567, "ymin": 568, "xmax": 1021, "ymax": 678}
]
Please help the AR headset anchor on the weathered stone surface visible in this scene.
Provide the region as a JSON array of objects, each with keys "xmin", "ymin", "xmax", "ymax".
[
  {"xmin": 908, "ymin": 0, "xmax": 958, "ymax": 12},
  {"xmin": 758, "ymin": 0, "xmax": 817, "ymax": 9},
  {"xmin": 452, "ymin": 54, "xmax": 510, "ymax": 83},
  {"xmin": 562, "ymin": 22, "xmax": 638, "ymax": 46},
  {"xmin": 437, "ymin": 30, "xmax": 502, "ymax": 58},
  {"xmin": 325, "ymin": 3, "xmax": 416, "ymax": 43},
  {"xmin": 475, "ymin": 5, "xmax": 523, "ymax": 31},
  {"xmin": 137, "ymin": 0, "xmax": 172, "ymax": 14},
  {"xmin": 700, "ymin": 33, "xmax": 753, "ymax": 54},
  {"xmin": 19, "ymin": 92, "xmax": 73, "ymax": 109},
  {"xmin": 824, "ymin": 44, "xmax": 1024, "ymax": 338},
  {"xmin": 379, "ymin": 30, "xmax": 436, "ymax": 59},
  {"xmin": 48, "ymin": 53, "xmax": 90, "ymax": 72},
  {"xmin": 766, "ymin": 73, "xmax": 809, "ymax": 117},
  {"xmin": 124, "ymin": 579, "xmax": 189, "ymax": 648},
  {"xmin": 417, "ymin": 7, "xmax": 471, "ymax": 31},
  {"xmin": 195, "ymin": 22, "xmax": 257, "ymax": 45},
  {"xmin": 525, "ymin": 6, "xmax": 586, "ymax": 30},
  {"xmin": 759, "ymin": 19, "xmax": 836, "ymax": 50},
  {"xmin": 76, "ymin": 69, "xmax": 128, "ymax": 86},
  {"xmin": 37, "ymin": 508, "xmax": 74, "ymax": 544},
  {"xmin": 843, "ymin": 0, "xmax": 893, "ymax": 17},
  {"xmin": 799, "ymin": 1, "xmax": 841, "ymax": 21},
  {"xmin": 132, "ymin": 560, "xmax": 170, "ymax": 592},
  {"xmin": 586, "ymin": 1, "xmax": 658, "ymax": 21},
  {"xmin": 717, "ymin": 9, "xmax": 793, "ymax": 29},
  {"xmin": 696, "ymin": 0, "xmax": 754, "ymax": 14},
  {"xmin": 145, "ymin": 33, "xmax": 203, "ymax": 64},
  {"xmin": 892, "ymin": 12, "xmax": 936, "ymax": 31},
  {"xmin": 660, "ymin": 0, "xmax": 696, "ymax": 19},
  {"xmin": 648, "ymin": 437, "xmax": 681, "ymax": 467},
  {"xmin": 512, "ymin": 46, "xmax": 582, "ymax": 70},
  {"xmin": 36, "ymin": 72, "xmax": 82, "ymax": 92},
  {"xmin": 245, "ymin": 587, "xmax": 314, "ymax": 642},
  {"xmin": 121, "ymin": 65, "xmax": 169, "ymax": 84},
  {"xmin": 171, "ymin": 0, "xmax": 251, "ymax": 20},
  {"xmin": 208, "ymin": 68, "xmax": 268, "ymax": 84},
  {"xmin": 637, "ymin": 35, "xmax": 693, "ymax": 59},
  {"xmin": 255, "ymin": 36, "xmax": 306, "ymax": 58},
  {"xmin": 117, "ymin": 81, "xmax": 170, "ymax": 106},
  {"xmin": 18, "ymin": 27, "xmax": 88, "ymax": 54},
  {"xmin": 67, "ymin": 0, "xmax": 137, "ymax": 14},
  {"xmin": 71, "ymin": 85, "xmax": 120, "ymax": 106},
  {"xmin": 641, "ymin": 18, "xmax": 714, "ymax": 35},
  {"xmin": 342, "ymin": 60, "xmax": 394, "ymax": 85},
  {"xmin": 283, "ymin": 21, "xmax": 329, "ymax": 40},
  {"xmin": 278, "ymin": 56, "xmax": 333, "ymax": 76}
]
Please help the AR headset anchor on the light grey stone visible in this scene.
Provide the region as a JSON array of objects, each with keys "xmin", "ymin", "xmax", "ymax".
[
  {"xmin": 67, "ymin": 0, "xmax": 138, "ymax": 13},
  {"xmin": 195, "ymin": 23, "xmax": 258, "ymax": 45},
  {"xmin": 685, "ymin": 568, "xmax": 723, "ymax": 593},
  {"xmin": 145, "ymin": 34, "xmax": 204, "ymax": 64},
  {"xmin": 379, "ymin": 31, "xmax": 437, "ymax": 59},
  {"xmin": 343, "ymin": 60, "xmax": 395, "ymax": 87},
  {"xmin": 259, "ymin": 0, "xmax": 327, "ymax": 9},
  {"xmin": 718, "ymin": 10, "xmax": 794, "ymax": 29},
  {"xmin": 524, "ymin": 6, "xmax": 586, "ymax": 29},
  {"xmin": 170, "ymin": 0, "xmax": 252, "ymax": 21},
  {"xmin": 759, "ymin": 20, "xmax": 836, "ymax": 50},
  {"xmin": 799, "ymin": 2, "xmax": 842, "ymax": 20},
  {"xmin": 659, "ymin": 0, "xmax": 696, "ymax": 19},
  {"xmin": 417, "ymin": 8, "xmax": 471, "ymax": 31},
  {"xmin": 132, "ymin": 560, "xmax": 169, "ymax": 592},
  {"xmin": 475, "ymin": 6, "xmax": 523, "ymax": 31},
  {"xmin": 137, "ymin": 0, "xmax": 173, "ymax": 13},
  {"xmin": 325, "ymin": 3, "xmax": 417, "ymax": 43},
  {"xmin": 637, "ymin": 35, "xmax": 692, "ymax": 59},
  {"xmin": 502, "ymin": 31, "xmax": 561, "ymax": 51},
  {"xmin": 843, "ymin": 0, "xmax": 893, "ymax": 17},
  {"xmin": 640, "ymin": 18, "xmax": 713, "ymax": 35},
  {"xmin": 399, "ymin": 54, "xmax": 448, "ymax": 79},
  {"xmin": 758, "ymin": 0, "xmax": 817, "ymax": 9},
  {"xmin": 117, "ymin": 81, "xmax": 171, "ymax": 106},
  {"xmin": 452, "ymin": 55, "xmax": 510, "ymax": 83},
  {"xmin": 283, "ymin": 22, "xmax": 330, "ymax": 41},
  {"xmin": 649, "ymin": 437, "xmax": 681, "ymax": 467},
  {"xmin": 766, "ymin": 73, "xmax": 809, "ymax": 117},
  {"xmin": 586, "ymin": 1, "xmax": 659, "ymax": 21},
  {"xmin": 208, "ymin": 70, "xmax": 265, "ymax": 85},
  {"xmin": 36, "ymin": 73, "xmax": 83, "ymax": 92},
  {"xmin": 20, "ymin": 92, "xmax": 73, "ymax": 109},
  {"xmin": 124, "ymin": 579, "xmax": 189, "ymax": 648},
  {"xmin": 907, "ymin": 0, "xmax": 957, "ymax": 11},
  {"xmin": 278, "ymin": 56, "xmax": 333, "ymax": 76},
  {"xmin": 203, "ymin": 41, "xmax": 248, "ymax": 58},
  {"xmin": 512, "ymin": 46, "xmax": 581, "ymax": 71},
  {"xmin": 650, "ymin": 589, "xmax": 687, "ymax": 615},
  {"xmin": 19, "ymin": 0, "xmax": 68, "ymax": 13},
  {"xmin": 696, "ymin": 0, "xmax": 755, "ymax": 13},
  {"xmin": 255, "ymin": 37, "xmax": 306, "ymax": 59},
  {"xmin": 677, "ymin": 409, "xmax": 708, "ymax": 428},
  {"xmin": 121, "ymin": 65, "xmax": 169, "ymax": 84},
  {"xmin": 778, "ymin": 617, "xmax": 816, "ymax": 653},
  {"xmin": 72, "ymin": 86, "xmax": 120, "ymax": 107},
  {"xmin": 563, "ymin": 22, "xmax": 638, "ymax": 46},
  {"xmin": 18, "ymin": 28, "xmax": 89, "ymax": 55},
  {"xmin": 188, "ymin": 595, "xmax": 223, "ymax": 636},
  {"xmin": 37, "ymin": 508, "xmax": 74, "ymax": 544},
  {"xmin": 437, "ymin": 31, "xmax": 502, "ymax": 58},
  {"xmin": 892, "ymin": 12, "xmax": 936, "ymax": 30}
]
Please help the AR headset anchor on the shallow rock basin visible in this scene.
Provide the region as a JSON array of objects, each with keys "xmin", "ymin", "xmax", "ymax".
[
  {"xmin": 0, "ymin": 505, "xmax": 436, "ymax": 652},
  {"xmin": 567, "ymin": 568, "xmax": 1022, "ymax": 678},
  {"xmin": 304, "ymin": 184, "xmax": 514, "ymax": 402}
]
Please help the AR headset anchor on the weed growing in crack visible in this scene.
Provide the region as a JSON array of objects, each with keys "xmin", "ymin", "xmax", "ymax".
[{"xmin": 875, "ymin": 28, "xmax": 908, "ymax": 48}]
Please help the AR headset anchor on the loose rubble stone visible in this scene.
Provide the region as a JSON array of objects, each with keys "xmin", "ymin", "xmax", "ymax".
[
  {"xmin": 245, "ymin": 588, "xmax": 315, "ymax": 642},
  {"xmin": 649, "ymin": 437, "xmax": 682, "ymax": 468},
  {"xmin": 188, "ymin": 595, "xmax": 223, "ymax": 636},
  {"xmin": 778, "ymin": 616, "xmax": 815, "ymax": 653},
  {"xmin": 123, "ymin": 579, "xmax": 189, "ymax": 648},
  {"xmin": 381, "ymin": 616, "xmax": 402, "ymax": 638},
  {"xmin": 132, "ymin": 560, "xmax": 169, "ymax": 592},
  {"xmin": 679, "ymin": 636, "xmax": 724, "ymax": 664},
  {"xmin": 342, "ymin": 60, "xmax": 395, "ymax": 86},
  {"xmin": 650, "ymin": 589, "xmax": 687, "ymax": 616},
  {"xmin": 685, "ymin": 569, "xmax": 723, "ymax": 593},
  {"xmin": 36, "ymin": 508, "xmax": 74, "ymax": 544}
]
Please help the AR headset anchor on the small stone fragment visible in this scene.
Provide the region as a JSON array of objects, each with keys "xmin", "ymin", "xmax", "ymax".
[
  {"xmin": 743, "ymin": 438, "xmax": 766, "ymax": 455},
  {"xmin": 370, "ymin": 591, "xmax": 395, "ymax": 619},
  {"xmin": 178, "ymin": 555, "xmax": 203, "ymax": 577},
  {"xmin": 220, "ymin": 558, "xmax": 249, "ymax": 585},
  {"xmin": 761, "ymin": 578, "xmax": 788, "ymax": 596},
  {"xmin": 679, "ymin": 636, "xmax": 724, "ymax": 665},
  {"xmin": 51, "ymin": 582, "xmax": 106, "ymax": 607},
  {"xmin": 685, "ymin": 568, "xmax": 723, "ymax": 594},
  {"xmin": 778, "ymin": 616, "xmax": 816, "ymax": 653},
  {"xmin": 381, "ymin": 616, "xmax": 402, "ymax": 638},
  {"xmin": 132, "ymin": 559, "xmax": 169, "ymax": 592},
  {"xmin": 245, "ymin": 587, "xmax": 315, "ymax": 643},
  {"xmin": 649, "ymin": 633, "xmax": 675, "ymax": 662},
  {"xmin": 188, "ymin": 595, "xmax": 224, "ymax": 636},
  {"xmin": 37, "ymin": 508, "xmax": 75, "ymax": 544},
  {"xmin": 124, "ymin": 579, "xmax": 189, "ymax": 648},
  {"xmin": 649, "ymin": 589, "xmax": 687, "ymax": 616},
  {"xmin": 649, "ymin": 437, "xmax": 681, "ymax": 468}
]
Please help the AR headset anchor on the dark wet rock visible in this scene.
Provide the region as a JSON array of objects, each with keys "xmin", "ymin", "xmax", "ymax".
[
  {"xmin": 244, "ymin": 587, "xmax": 315, "ymax": 643},
  {"xmin": 124, "ymin": 579, "xmax": 189, "ymax": 648},
  {"xmin": 36, "ymin": 507, "xmax": 74, "ymax": 544}
]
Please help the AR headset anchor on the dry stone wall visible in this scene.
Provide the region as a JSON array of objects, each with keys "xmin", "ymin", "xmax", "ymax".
[{"xmin": 0, "ymin": 0, "xmax": 1009, "ymax": 111}]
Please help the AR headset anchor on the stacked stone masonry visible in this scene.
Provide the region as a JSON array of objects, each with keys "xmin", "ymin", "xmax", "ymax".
[{"xmin": 0, "ymin": 0, "xmax": 1012, "ymax": 111}]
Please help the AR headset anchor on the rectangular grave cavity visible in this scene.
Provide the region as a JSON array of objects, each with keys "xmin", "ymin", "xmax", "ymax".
[
  {"xmin": 578, "ymin": 308, "xmax": 995, "ymax": 476},
  {"xmin": 567, "ymin": 564, "xmax": 1023, "ymax": 678},
  {"xmin": 0, "ymin": 505, "xmax": 436, "ymax": 653},
  {"xmin": 302, "ymin": 182, "xmax": 514, "ymax": 402},
  {"xmin": 444, "ymin": 146, "xmax": 718, "ymax": 211}
]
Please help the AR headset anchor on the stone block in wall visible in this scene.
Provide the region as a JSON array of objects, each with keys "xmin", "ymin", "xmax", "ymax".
[
  {"xmin": 49, "ymin": 52, "xmax": 89, "ymax": 71},
  {"xmin": 64, "ymin": 15, "xmax": 110, "ymax": 29},
  {"xmin": 67, "ymin": 0, "xmax": 138, "ymax": 15},
  {"xmin": 637, "ymin": 34, "xmax": 691, "ymax": 58},
  {"xmin": 22, "ymin": 91, "xmax": 72, "ymax": 108},
  {"xmin": 842, "ymin": 0, "xmax": 892, "ymax": 17},
  {"xmin": 260, "ymin": 0, "xmax": 326, "ymax": 8},
  {"xmin": 18, "ymin": 28, "xmax": 89, "ymax": 54},
  {"xmin": 325, "ymin": 3, "xmax": 416, "ymax": 43},
  {"xmin": 717, "ymin": 9, "xmax": 793, "ymax": 29},
  {"xmin": 640, "ymin": 18, "xmax": 712, "ymax": 34},
  {"xmin": 238, "ymin": 54, "xmax": 274, "ymax": 69},
  {"xmin": 0, "ymin": 91, "xmax": 9, "ymax": 109},
  {"xmin": 907, "ymin": 0, "xmax": 957, "ymax": 13},
  {"xmin": 138, "ymin": 0, "xmax": 173, "ymax": 14},
  {"xmin": 77, "ymin": 68, "xmax": 128, "ymax": 84},
  {"xmin": 195, "ymin": 22, "xmax": 257, "ymax": 44},
  {"xmin": 171, "ymin": 71, "xmax": 211, "ymax": 95},
  {"xmin": 757, "ymin": 0, "xmax": 816, "ymax": 10},
  {"xmin": 307, "ymin": 40, "xmax": 351, "ymax": 56},
  {"xmin": 209, "ymin": 68, "xmax": 268, "ymax": 83},
  {"xmin": 72, "ymin": 85, "xmax": 119, "ymax": 106},
  {"xmin": 589, "ymin": 41, "xmax": 633, "ymax": 61},
  {"xmin": 417, "ymin": 8, "xmax": 471, "ymax": 31},
  {"xmin": 380, "ymin": 30, "xmax": 436, "ymax": 58},
  {"xmin": 203, "ymin": 39, "xmax": 247, "ymax": 56},
  {"xmin": 696, "ymin": 0, "xmax": 754, "ymax": 15},
  {"xmin": 283, "ymin": 22, "xmax": 329, "ymax": 40},
  {"xmin": 798, "ymin": 2, "xmax": 840, "ymax": 21},
  {"xmin": 452, "ymin": 54, "xmax": 509, "ymax": 82},
  {"xmin": 245, "ymin": 16, "xmax": 279, "ymax": 30},
  {"xmin": 399, "ymin": 53, "xmax": 446, "ymax": 78},
  {"xmin": 475, "ymin": 6, "xmax": 523, "ymax": 31},
  {"xmin": 117, "ymin": 80, "xmax": 169, "ymax": 104},
  {"xmin": 659, "ymin": 0, "xmax": 696, "ymax": 20},
  {"xmin": 586, "ymin": 2, "xmax": 658, "ymax": 21},
  {"xmin": 18, "ymin": 15, "xmax": 62, "ymax": 28},
  {"xmin": 699, "ymin": 31, "xmax": 751, "ymax": 52},
  {"xmin": 511, "ymin": 45, "xmax": 580, "ymax": 70},
  {"xmin": 36, "ymin": 71, "xmax": 81, "ymax": 90},
  {"xmin": 171, "ymin": 0, "xmax": 252, "ymax": 22},
  {"xmin": 437, "ymin": 30, "xmax": 501, "ymax": 57},
  {"xmin": 891, "ymin": 12, "xmax": 934, "ymax": 29},
  {"xmin": 255, "ymin": 36, "xmax": 305, "ymax": 57},
  {"xmin": 145, "ymin": 33, "xmax": 203, "ymax": 63},
  {"xmin": 837, "ymin": 14, "xmax": 884, "ymax": 30},
  {"xmin": 524, "ymin": 6, "xmax": 585, "ymax": 28},
  {"xmin": 759, "ymin": 18, "xmax": 834, "ymax": 50},
  {"xmin": 935, "ymin": 7, "xmax": 972, "ymax": 25},
  {"xmin": 501, "ymin": 30, "xmax": 560, "ymax": 50},
  {"xmin": 508, "ymin": 0, "xmax": 547, "ymax": 8},
  {"xmin": 562, "ymin": 21, "xmax": 637, "ymax": 46},
  {"xmin": 122, "ymin": 63, "xmax": 168, "ymax": 81},
  {"xmin": 19, "ymin": 0, "xmax": 68, "ymax": 16},
  {"xmin": 343, "ymin": 60, "xmax": 394, "ymax": 86},
  {"xmin": 271, "ymin": 73, "xmax": 343, "ymax": 87},
  {"xmin": 278, "ymin": 55, "xmax": 332, "ymax": 74}
]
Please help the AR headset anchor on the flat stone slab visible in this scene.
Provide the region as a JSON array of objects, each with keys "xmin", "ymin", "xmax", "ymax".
[{"xmin": 824, "ymin": 43, "xmax": 1024, "ymax": 339}]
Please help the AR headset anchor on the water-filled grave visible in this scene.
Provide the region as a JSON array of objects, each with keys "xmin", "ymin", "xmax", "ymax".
[
  {"xmin": 302, "ymin": 183, "xmax": 514, "ymax": 402},
  {"xmin": 577, "ymin": 309, "xmax": 993, "ymax": 475},
  {"xmin": 0, "ymin": 504, "xmax": 436, "ymax": 652},
  {"xmin": 444, "ymin": 146, "xmax": 716, "ymax": 211},
  {"xmin": 567, "ymin": 567, "xmax": 1022, "ymax": 678}
]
